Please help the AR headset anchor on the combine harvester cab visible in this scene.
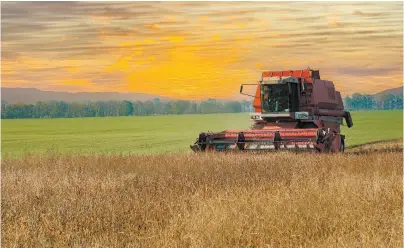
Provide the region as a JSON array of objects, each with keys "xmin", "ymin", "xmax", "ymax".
[{"xmin": 190, "ymin": 68, "xmax": 353, "ymax": 153}]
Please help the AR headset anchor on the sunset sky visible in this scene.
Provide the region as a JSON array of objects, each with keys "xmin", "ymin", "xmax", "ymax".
[{"xmin": 2, "ymin": 1, "xmax": 403, "ymax": 100}]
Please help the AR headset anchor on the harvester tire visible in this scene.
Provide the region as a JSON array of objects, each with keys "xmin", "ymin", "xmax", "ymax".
[
  {"xmin": 316, "ymin": 128, "xmax": 325, "ymax": 144},
  {"xmin": 323, "ymin": 133, "xmax": 333, "ymax": 152},
  {"xmin": 198, "ymin": 133, "xmax": 207, "ymax": 151},
  {"xmin": 273, "ymin": 131, "xmax": 281, "ymax": 149},
  {"xmin": 340, "ymin": 136, "xmax": 345, "ymax": 152},
  {"xmin": 237, "ymin": 132, "xmax": 246, "ymax": 150}
]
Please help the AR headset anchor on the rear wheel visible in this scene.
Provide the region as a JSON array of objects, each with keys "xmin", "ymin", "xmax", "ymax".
[{"xmin": 340, "ymin": 136, "xmax": 345, "ymax": 152}]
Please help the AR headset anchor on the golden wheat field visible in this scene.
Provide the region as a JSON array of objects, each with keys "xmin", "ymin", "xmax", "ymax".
[{"xmin": 2, "ymin": 141, "xmax": 403, "ymax": 248}]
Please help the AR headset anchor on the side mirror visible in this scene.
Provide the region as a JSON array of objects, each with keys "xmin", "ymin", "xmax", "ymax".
[
  {"xmin": 344, "ymin": 111, "xmax": 353, "ymax": 128},
  {"xmin": 239, "ymin": 83, "xmax": 259, "ymax": 97}
]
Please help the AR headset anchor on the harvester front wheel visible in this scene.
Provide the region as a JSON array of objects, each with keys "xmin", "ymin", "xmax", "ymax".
[
  {"xmin": 316, "ymin": 128, "xmax": 325, "ymax": 144},
  {"xmin": 273, "ymin": 131, "xmax": 281, "ymax": 150},
  {"xmin": 198, "ymin": 133, "xmax": 207, "ymax": 151},
  {"xmin": 237, "ymin": 132, "xmax": 246, "ymax": 150}
]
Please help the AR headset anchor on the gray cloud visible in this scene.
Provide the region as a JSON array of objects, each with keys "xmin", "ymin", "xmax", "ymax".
[
  {"xmin": 334, "ymin": 66, "xmax": 402, "ymax": 77},
  {"xmin": 353, "ymin": 10, "xmax": 384, "ymax": 17}
]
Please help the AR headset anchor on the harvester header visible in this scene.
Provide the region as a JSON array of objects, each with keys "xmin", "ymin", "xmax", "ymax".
[{"xmin": 191, "ymin": 67, "xmax": 353, "ymax": 153}]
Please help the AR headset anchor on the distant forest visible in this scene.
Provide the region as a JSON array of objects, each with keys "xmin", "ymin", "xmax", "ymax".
[
  {"xmin": 343, "ymin": 93, "xmax": 403, "ymax": 111},
  {"xmin": 1, "ymin": 99, "xmax": 254, "ymax": 119},
  {"xmin": 1, "ymin": 92, "xmax": 402, "ymax": 119}
]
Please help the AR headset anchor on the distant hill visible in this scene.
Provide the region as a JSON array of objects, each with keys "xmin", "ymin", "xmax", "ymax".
[
  {"xmin": 1, "ymin": 88, "xmax": 175, "ymax": 104},
  {"xmin": 372, "ymin": 86, "xmax": 403, "ymax": 101}
]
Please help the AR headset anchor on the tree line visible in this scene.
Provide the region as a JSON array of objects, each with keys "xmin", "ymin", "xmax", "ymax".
[
  {"xmin": 1, "ymin": 99, "xmax": 254, "ymax": 119},
  {"xmin": 2, "ymin": 92, "xmax": 401, "ymax": 119},
  {"xmin": 344, "ymin": 93, "xmax": 403, "ymax": 110}
]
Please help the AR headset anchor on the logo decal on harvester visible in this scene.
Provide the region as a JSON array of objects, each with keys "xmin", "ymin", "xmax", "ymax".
[{"xmin": 295, "ymin": 112, "xmax": 309, "ymax": 119}]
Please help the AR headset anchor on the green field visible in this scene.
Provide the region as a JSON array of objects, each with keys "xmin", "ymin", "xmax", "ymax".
[{"xmin": 1, "ymin": 110, "xmax": 402, "ymax": 156}]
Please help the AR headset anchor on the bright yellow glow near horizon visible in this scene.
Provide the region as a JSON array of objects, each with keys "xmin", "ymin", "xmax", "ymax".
[{"xmin": 1, "ymin": 2, "xmax": 403, "ymax": 100}]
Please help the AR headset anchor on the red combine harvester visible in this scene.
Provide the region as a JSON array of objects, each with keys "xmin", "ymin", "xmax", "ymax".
[{"xmin": 190, "ymin": 68, "xmax": 353, "ymax": 153}]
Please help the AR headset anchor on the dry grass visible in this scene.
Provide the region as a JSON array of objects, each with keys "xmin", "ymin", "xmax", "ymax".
[
  {"xmin": 347, "ymin": 139, "xmax": 403, "ymax": 154},
  {"xmin": 2, "ymin": 147, "xmax": 403, "ymax": 247}
]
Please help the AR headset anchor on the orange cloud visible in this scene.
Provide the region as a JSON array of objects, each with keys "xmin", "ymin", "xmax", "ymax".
[
  {"xmin": 164, "ymin": 16, "xmax": 176, "ymax": 23},
  {"xmin": 211, "ymin": 36, "xmax": 221, "ymax": 41},
  {"xmin": 104, "ymin": 50, "xmax": 144, "ymax": 73},
  {"xmin": 122, "ymin": 44, "xmax": 254, "ymax": 99},
  {"xmin": 91, "ymin": 15, "xmax": 111, "ymax": 25},
  {"xmin": 2, "ymin": 60, "xmax": 17, "ymax": 75},
  {"xmin": 145, "ymin": 23, "xmax": 160, "ymax": 30},
  {"xmin": 235, "ymin": 23, "xmax": 247, "ymax": 28},
  {"xmin": 67, "ymin": 67, "xmax": 80, "ymax": 73},
  {"xmin": 261, "ymin": 20, "xmax": 270, "ymax": 26},
  {"xmin": 162, "ymin": 36, "xmax": 185, "ymax": 43},
  {"xmin": 328, "ymin": 19, "xmax": 345, "ymax": 27},
  {"xmin": 120, "ymin": 40, "xmax": 143, "ymax": 47},
  {"xmin": 144, "ymin": 39, "xmax": 156, "ymax": 44},
  {"xmin": 60, "ymin": 78, "xmax": 91, "ymax": 86},
  {"xmin": 19, "ymin": 56, "xmax": 52, "ymax": 69}
]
